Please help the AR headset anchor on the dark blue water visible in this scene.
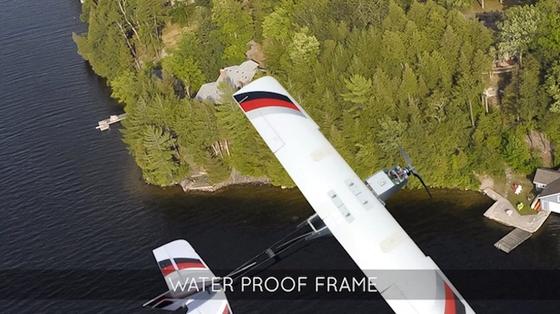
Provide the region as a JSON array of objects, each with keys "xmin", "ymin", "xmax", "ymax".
[{"xmin": 2, "ymin": 1, "xmax": 560, "ymax": 313}]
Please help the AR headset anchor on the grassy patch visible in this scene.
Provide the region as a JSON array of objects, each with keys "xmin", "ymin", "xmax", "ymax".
[
  {"xmin": 483, "ymin": 169, "xmax": 537, "ymax": 215},
  {"xmin": 506, "ymin": 173, "xmax": 537, "ymax": 215}
]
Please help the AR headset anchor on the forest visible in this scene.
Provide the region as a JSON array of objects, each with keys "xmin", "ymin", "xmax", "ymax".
[{"xmin": 74, "ymin": 0, "xmax": 560, "ymax": 191}]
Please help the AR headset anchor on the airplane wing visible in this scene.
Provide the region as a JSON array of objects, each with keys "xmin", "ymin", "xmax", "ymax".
[
  {"xmin": 233, "ymin": 76, "xmax": 474, "ymax": 314},
  {"xmin": 144, "ymin": 239, "xmax": 232, "ymax": 314}
]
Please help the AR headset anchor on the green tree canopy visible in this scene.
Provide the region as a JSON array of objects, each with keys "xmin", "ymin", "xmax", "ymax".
[
  {"xmin": 77, "ymin": 0, "xmax": 560, "ymax": 190},
  {"xmin": 211, "ymin": 0, "xmax": 254, "ymax": 64},
  {"xmin": 497, "ymin": 5, "xmax": 543, "ymax": 63},
  {"xmin": 136, "ymin": 125, "xmax": 188, "ymax": 186},
  {"xmin": 546, "ymin": 62, "xmax": 560, "ymax": 113}
]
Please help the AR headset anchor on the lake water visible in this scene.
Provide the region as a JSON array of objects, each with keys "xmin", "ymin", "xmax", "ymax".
[{"xmin": 1, "ymin": 1, "xmax": 560, "ymax": 313}]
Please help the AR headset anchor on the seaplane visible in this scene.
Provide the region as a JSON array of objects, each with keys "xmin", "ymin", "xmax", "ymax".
[{"xmin": 143, "ymin": 76, "xmax": 475, "ymax": 314}]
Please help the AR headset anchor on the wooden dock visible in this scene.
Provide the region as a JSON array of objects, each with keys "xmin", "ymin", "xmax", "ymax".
[
  {"xmin": 96, "ymin": 113, "xmax": 126, "ymax": 131},
  {"xmin": 494, "ymin": 228, "xmax": 532, "ymax": 253}
]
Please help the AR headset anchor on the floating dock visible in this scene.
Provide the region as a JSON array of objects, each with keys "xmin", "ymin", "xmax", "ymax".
[
  {"xmin": 494, "ymin": 228, "xmax": 532, "ymax": 253},
  {"xmin": 96, "ymin": 113, "xmax": 126, "ymax": 131}
]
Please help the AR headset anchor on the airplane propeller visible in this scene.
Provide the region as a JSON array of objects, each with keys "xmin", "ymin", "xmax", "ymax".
[{"xmin": 399, "ymin": 147, "xmax": 433, "ymax": 199}]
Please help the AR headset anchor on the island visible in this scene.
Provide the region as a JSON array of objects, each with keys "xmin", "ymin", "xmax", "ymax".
[{"xmin": 73, "ymin": 0, "xmax": 560, "ymax": 203}]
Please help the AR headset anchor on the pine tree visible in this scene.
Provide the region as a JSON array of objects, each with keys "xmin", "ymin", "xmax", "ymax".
[{"xmin": 341, "ymin": 74, "xmax": 373, "ymax": 105}]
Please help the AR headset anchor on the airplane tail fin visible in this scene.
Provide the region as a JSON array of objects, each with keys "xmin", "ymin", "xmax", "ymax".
[{"xmin": 144, "ymin": 239, "xmax": 232, "ymax": 313}]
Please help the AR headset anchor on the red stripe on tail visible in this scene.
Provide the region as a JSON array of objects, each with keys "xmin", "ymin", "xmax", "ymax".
[
  {"xmin": 444, "ymin": 283, "xmax": 457, "ymax": 314},
  {"xmin": 160, "ymin": 261, "xmax": 206, "ymax": 276},
  {"xmin": 222, "ymin": 303, "xmax": 231, "ymax": 314}
]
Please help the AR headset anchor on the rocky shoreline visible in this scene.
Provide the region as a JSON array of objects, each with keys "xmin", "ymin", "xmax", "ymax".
[{"xmin": 179, "ymin": 169, "xmax": 271, "ymax": 192}]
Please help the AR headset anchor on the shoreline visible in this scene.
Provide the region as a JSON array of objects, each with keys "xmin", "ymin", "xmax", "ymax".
[
  {"xmin": 179, "ymin": 169, "xmax": 271, "ymax": 192},
  {"xmin": 178, "ymin": 173, "xmax": 492, "ymax": 197}
]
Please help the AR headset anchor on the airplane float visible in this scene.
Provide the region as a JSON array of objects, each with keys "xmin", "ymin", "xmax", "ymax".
[{"xmin": 143, "ymin": 76, "xmax": 475, "ymax": 314}]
